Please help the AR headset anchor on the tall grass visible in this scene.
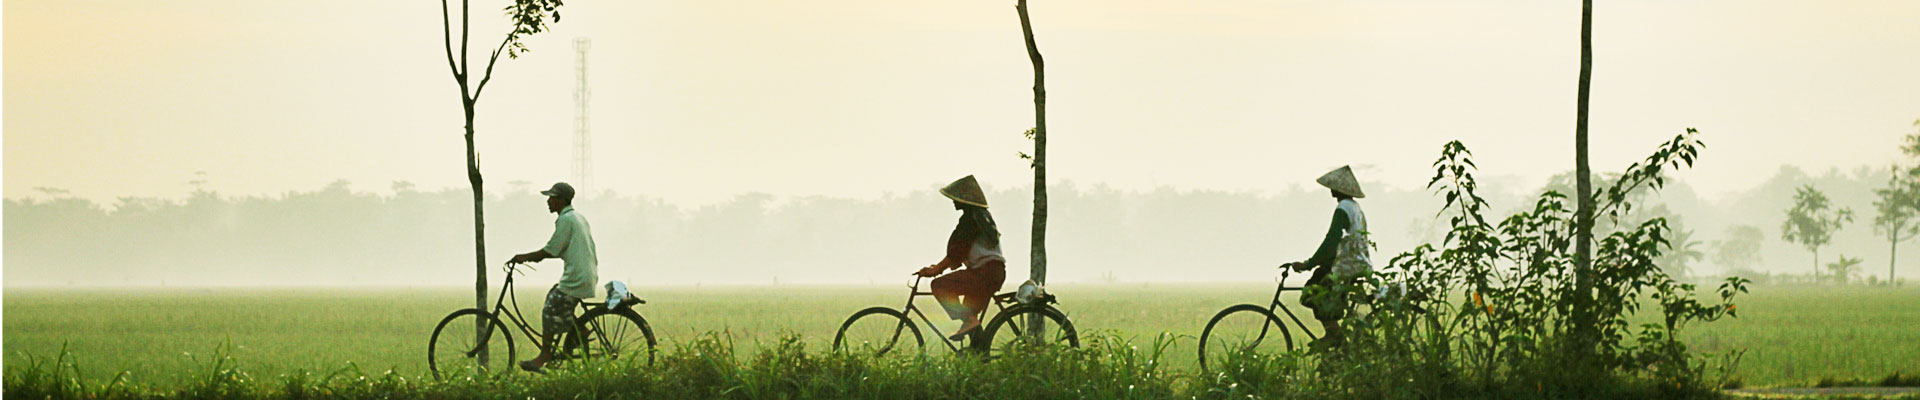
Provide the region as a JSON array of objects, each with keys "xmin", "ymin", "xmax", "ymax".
[
  {"xmin": 6, "ymin": 332, "xmax": 1175, "ymax": 400},
  {"xmin": 7, "ymin": 330, "xmax": 1747, "ymax": 400}
]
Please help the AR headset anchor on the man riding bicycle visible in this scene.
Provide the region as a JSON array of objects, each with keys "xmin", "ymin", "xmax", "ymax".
[
  {"xmin": 1280, "ymin": 166, "xmax": 1372, "ymax": 350},
  {"xmin": 506, "ymin": 182, "xmax": 598, "ymax": 372}
]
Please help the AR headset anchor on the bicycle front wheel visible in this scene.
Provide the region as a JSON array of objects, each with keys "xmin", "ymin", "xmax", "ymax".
[
  {"xmin": 565, "ymin": 308, "xmax": 658, "ymax": 366},
  {"xmin": 428, "ymin": 308, "xmax": 516, "ymax": 380},
  {"xmin": 1197, "ymin": 304, "xmax": 1291, "ymax": 372},
  {"xmin": 981, "ymin": 305, "xmax": 1079, "ymax": 356},
  {"xmin": 831, "ymin": 307, "xmax": 924, "ymax": 356}
]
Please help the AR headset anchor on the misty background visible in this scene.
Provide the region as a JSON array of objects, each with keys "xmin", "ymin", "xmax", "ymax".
[
  {"xmin": 6, "ymin": 1, "xmax": 1919, "ymax": 287},
  {"xmin": 5, "ymin": 161, "xmax": 1907, "ymax": 287},
  {"xmin": 6, "ymin": 1, "xmax": 1919, "ymax": 206}
]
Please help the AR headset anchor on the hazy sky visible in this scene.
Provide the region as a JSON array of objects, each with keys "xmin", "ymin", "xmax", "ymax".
[{"xmin": 6, "ymin": 0, "xmax": 1919, "ymax": 207}]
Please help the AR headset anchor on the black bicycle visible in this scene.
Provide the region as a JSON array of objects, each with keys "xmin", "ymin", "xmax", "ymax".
[
  {"xmin": 1196, "ymin": 268, "xmax": 1321, "ymax": 372},
  {"xmin": 832, "ymin": 274, "xmax": 1078, "ymax": 357},
  {"xmin": 427, "ymin": 262, "xmax": 657, "ymax": 379}
]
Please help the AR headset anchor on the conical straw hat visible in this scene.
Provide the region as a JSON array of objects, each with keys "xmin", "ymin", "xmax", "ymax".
[
  {"xmin": 940, "ymin": 175, "xmax": 989, "ymax": 208},
  {"xmin": 1316, "ymin": 166, "xmax": 1366, "ymax": 198}
]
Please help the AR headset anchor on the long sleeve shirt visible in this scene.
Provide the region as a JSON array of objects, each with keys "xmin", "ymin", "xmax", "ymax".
[
  {"xmin": 936, "ymin": 215, "xmax": 1004, "ymax": 271},
  {"xmin": 1301, "ymin": 207, "xmax": 1352, "ymax": 270}
]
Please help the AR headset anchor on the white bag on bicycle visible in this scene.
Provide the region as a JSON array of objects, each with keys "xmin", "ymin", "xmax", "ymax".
[
  {"xmin": 1016, "ymin": 280, "xmax": 1047, "ymax": 304},
  {"xmin": 1332, "ymin": 199, "xmax": 1372, "ymax": 280},
  {"xmin": 604, "ymin": 281, "xmax": 632, "ymax": 308}
]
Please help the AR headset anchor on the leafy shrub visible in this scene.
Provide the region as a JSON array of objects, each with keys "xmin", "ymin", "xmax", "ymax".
[{"xmin": 1315, "ymin": 130, "xmax": 1749, "ymax": 398}]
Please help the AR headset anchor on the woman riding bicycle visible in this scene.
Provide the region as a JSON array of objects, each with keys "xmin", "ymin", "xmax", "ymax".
[
  {"xmin": 1280, "ymin": 166, "xmax": 1372, "ymax": 350},
  {"xmin": 914, "ymin": 175, "xmax": 1006, "ymax": 341}
]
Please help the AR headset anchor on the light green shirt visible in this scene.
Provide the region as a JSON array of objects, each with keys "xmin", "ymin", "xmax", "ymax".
[{"xmin": 543, "ymin": 206, "xmax": 598, "ymax": 299}]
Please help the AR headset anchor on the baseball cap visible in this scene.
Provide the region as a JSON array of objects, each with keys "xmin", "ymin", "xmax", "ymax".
[{"xmin": 540, "ymin": 182, "xmax": 575, "ymax": 200}]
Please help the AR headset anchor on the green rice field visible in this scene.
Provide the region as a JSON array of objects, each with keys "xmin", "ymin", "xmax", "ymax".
[{"xmin": 4, "ymin": 283, "xmax": 1916, "ymax": 389}]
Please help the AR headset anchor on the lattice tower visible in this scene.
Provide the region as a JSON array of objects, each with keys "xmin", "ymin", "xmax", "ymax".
[{"xmin": 572, "ymin": 37, "xmax": 591, "ymax": 192}]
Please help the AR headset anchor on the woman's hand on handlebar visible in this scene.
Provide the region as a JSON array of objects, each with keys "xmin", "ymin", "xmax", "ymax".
[{"xmin": 913, "ymin": 265, "xmax": 944, "ymax": 277}]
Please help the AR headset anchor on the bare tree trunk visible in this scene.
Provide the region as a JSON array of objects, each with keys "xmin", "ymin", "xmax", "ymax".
[
  {"xmin": 465, "ymin": 111, "xmax": 492, "ymax": 364},
  {"xmin": 1571, "ymin": 0, "xmax": 1597, "ymax": 362},
  {"xmin": 1891, "ymin": 231, "xmax": 1899, "ymax": 283},
  {"xmin": 440, "ymin": 0, "xmax": 562, "ymax": 368},
  {"xmin": 1016, "ymin": 0, "xmax": 1048, "ymax": 338},
  {"xmin": 443, "ymin": 0, "xmax": 491, "ymax": 366},
  {"xmin": 466, "ymin": 106, "xmax": 488, "ymax": 335}
]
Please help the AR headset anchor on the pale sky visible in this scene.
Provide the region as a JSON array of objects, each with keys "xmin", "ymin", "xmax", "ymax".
[{"xmin": 6, "ymin": 0, "xmax": 1918, "ymax": 207}]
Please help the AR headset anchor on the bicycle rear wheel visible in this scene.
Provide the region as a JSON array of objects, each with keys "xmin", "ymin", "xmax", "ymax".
[
  {"xmin": 1197, "ymin": 304, "xmax": 1292, "ymax": 372},
  {"xmin": 831, "ymin": 307, "xmax": 924, "ymax": 356},
  {"xmin": 981, "ymin": 305, "xmax": 1079, "ymax": 356},
  {"xmin": 428, "ymin": 308, "xmax": 516, "ymax": 380},
  {"xmin": 564, "ymin": 308, "xmax": 658, "ymax": 366}
]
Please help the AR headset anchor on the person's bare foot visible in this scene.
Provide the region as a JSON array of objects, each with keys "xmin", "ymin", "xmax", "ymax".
[{"xmin": 948, "ymin": 318, "xmax": 982, "ymax": 341}]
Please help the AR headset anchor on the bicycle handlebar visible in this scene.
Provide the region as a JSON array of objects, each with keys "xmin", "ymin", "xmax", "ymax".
[{"xmin": 503, "ymin": 261, "xmax": 536, "ymax": 277}]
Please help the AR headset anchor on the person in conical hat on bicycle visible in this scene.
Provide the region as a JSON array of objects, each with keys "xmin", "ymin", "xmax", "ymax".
[
  {"xmin": 1281, "ymin": 166, "xmax": 1372, "ymax": 350},
  {"xmin": 505, "ymin": 182, "xmax": 599, "ymax": 372},
  {"xmin": 915, "ymin": 175, "xmax": 1008, "ymax": 341}
]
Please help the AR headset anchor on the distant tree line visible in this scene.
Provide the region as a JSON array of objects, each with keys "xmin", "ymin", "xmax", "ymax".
[
  {"xmin": 3, "ymin": 180, "xmax": 1434, "ymax": 287},
  {"xmin": 5, "ymin": 160, "xmax": 1915, "ymax": 287}
]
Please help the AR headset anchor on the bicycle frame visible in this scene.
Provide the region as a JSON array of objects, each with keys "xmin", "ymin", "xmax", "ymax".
[
  {"xmin": 897, "ymin": 275, "xmax": 1012, "ymax": 353},
  {"xmin": 484, "ymin": 263, "xmax": 609, "ymax": 352},
  {"xmin": 1262, "ymin": 269, "xmax": 1321, "ymax": 343}
]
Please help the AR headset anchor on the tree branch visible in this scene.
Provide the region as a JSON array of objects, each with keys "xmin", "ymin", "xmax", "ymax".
[
  {"xmin": 460, "ymin": 0, "xmax": 470, "ymax": 81},
  {"xmin": 440, "ymin": 0, "xmax": 462, "ymax": 82},
  {"xmin": 471, "ymin": 35, "xmax": 514, "ymax": 101}
]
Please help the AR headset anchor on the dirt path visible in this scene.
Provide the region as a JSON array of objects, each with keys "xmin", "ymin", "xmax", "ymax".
[{"xmin": 1727, "ymin": 387, "xmax": 1920, "ymax": 398}]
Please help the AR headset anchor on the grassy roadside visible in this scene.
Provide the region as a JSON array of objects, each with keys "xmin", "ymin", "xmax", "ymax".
[
  {"xmin": 6, "ymin": 332, "xmax": 1750, "ymax": 400},
  {"xmin": 5, "ymin": 284, "xmax": 1915, "ymax": 390}
]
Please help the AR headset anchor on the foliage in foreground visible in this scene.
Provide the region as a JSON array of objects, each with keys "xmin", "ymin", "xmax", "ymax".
[
  {"xmin": 1304, "ymin": 131, "xmax": 1747, "ymax": 399},
  {"xmin": 5, "ymin": 329, "xmax": 1746, "ymax": 400},
  {"xmin": 5, "ymin": 333, "xmax": 1174, "ymax": 400}
]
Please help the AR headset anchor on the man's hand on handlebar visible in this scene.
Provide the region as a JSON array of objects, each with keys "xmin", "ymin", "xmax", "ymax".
[
  {"xmin": 503, "ymin": 258, "xmax": 534, "ymax": 270},
  {"xmin": 506, "ymin": 252, "xmax": 542, "ymax": 265},
  {"xmin": 1280, "ymin": 262, "xmax": 1310, "ymax": 272},
  {"xmin": 913, "ymin": 265, "xmax": 944, "ymax": 277}
]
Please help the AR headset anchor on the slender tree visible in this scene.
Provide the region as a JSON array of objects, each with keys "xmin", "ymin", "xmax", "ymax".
[
  {"xmin": 1013, "ymin": 0, "xmax": 1049, "ymax": 336},
  {"xmin": 1781, "ymin": 185, "xmax": 1853, "ymax": 280},
  {"xmin": 1878, "ymin": 119, "xmax": 1920, "ymax": 283},
  {"xmin": 1570, "ymin": 0, "xmax": 1598, "ymax": 359},
  {"xmin": 1873, "ymin": 170, "xmax": 1917, "ymax": 283},
  {"xmin": 439, "ymin": 0, "xmax": 566, "ymax": 344}
]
